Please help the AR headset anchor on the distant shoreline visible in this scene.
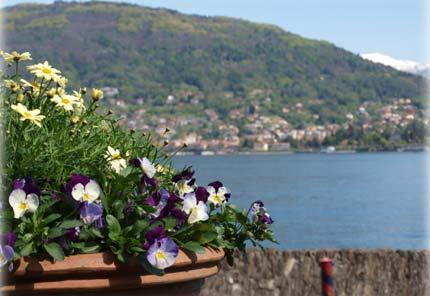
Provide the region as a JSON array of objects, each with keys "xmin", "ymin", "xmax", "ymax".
[{"xmin": 175, "ymin": 146, "xmax": 429, "ymax": 156}]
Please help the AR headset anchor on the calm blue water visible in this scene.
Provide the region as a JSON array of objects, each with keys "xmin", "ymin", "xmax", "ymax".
[{"xmin": 173, "ymin": 152, "xmax": 428, "ymax": 250}]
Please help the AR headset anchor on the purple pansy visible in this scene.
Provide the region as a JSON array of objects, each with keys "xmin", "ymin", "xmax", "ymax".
[
  {"xmin": 195, "ymin": 186, "xmax": 209, "ymax": 203},
  {"xmin": 146, "ymin": 237, "xmax": 179, "ymax": 269},
  {"xmin": 79, "ymin": 202, "xmax": 103, "ymax": 226},
  {"xmin": 64, "ymin": 174, "xmax": 101, "ymax": 203},
  {"xmin": 141, "ymin": 174, "xmax": 158, "ymax": 191},
  {"xmin": 206, "ymin": 181, "xmax": 230, "ymax": 206},
  {"xmin": 13, "ymin": 178, "xmax": 41, "ymax": 196},
  {"xmin": 9, "ymin": 179, "xmax": 40, "ymax": 219},
  {"xmin": 0, "ymin": 232, "xmax": 17, "ymax": 248},
  {"xmin": 144, "ymin": 225, "xmax": 166, "ymax": 250},
  {"xmin": 0, "ymin": 232, "xmax": 16, "ymax": 271},
  {"xmin": 66, "ymin": 227, "xmax": 81, "ymax": 241},
  {"xmin": 172, "ymin": 168, "xmax": 194, "ymax": 183},
  {"xmin": 63, "ymin": 174, "xmax": 90, "ymax": 194},
  {"xmin": 0, "ymin": 245, "xmax": 15, "ymax": 271},
  {"xmin": 259, "ymin": 212, "xmax": 274, "ymax": 225},
  {"xmin": 145, "ymin": 189, "xmax": 171, "ymax": 219},
  {"xmin": 250, "ymin": 200, "xmax": 274, "ymax": 225}
]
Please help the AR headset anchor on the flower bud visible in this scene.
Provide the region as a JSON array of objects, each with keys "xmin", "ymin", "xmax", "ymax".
[
  {"xmin": 163, "ymin": 140, "xmax": 169, "ymax": 146},
  {"xmin": 47, "ymin": 88, "xmax": 56, "ymax": 98},
  {"xmin": 71, "ymin": 116, "xmax": 80, "ymax": 124},
  {"xmin": 17, "ymin": 93, "xmax": 24, "ymax": 103},
  {"xmin": 91, "ymin": 88, "xmax": 103, "ymax": 101},
  {"xmin": 80, "ymin": 87, "xmax": 87, "ymax": 95}
]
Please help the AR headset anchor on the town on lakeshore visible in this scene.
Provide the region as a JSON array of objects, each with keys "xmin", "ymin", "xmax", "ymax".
[{"xmin": 105, "ymin": 90, "xmax": 428, "ymax": 154}]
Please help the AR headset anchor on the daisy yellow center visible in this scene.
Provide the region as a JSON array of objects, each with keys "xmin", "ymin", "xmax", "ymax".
[
  {"xmin": 19, "ymin": 201, "xmax": 28, "ymax": 210},
  {"xmin": 22, "ymin": 111, "xmax": 33, "ymax": 119},
  {"xmin": 155, "ymin": 250, "xmax": 167, "ymax": 261},
  {"xmin": 82, "ymin": 193, "xmax": 91, "ymax": 201},
  {"xmin": 62, "ymin": 97, "xmax": 71, "ymax": 105},
  {"xmin": 112, "ymin": 153, "xmax": 121, "ymax": 160},
  {"xmin": 42, "ymin": 68, "xmax": 52, "ymax": 75}
]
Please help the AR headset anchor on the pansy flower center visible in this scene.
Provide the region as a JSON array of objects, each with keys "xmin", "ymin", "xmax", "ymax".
[
  {"xmin": 213, "ymin": 194, "xmax": 223, "ymax": 203},
  {"xmin": 18, "ymin": 201, "xmax": 28, "ymax": 210},
  {"xmin": 82, "ymin": 192, "xmax": 91, "ymax": 201},
  {"xmin": 155, "ymin": 250, "xmax": 167, "ymax": 261}
]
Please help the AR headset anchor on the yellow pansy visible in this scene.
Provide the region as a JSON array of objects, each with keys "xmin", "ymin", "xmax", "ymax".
[{"xmin": 11, "ymin": 103, "xmax": 45, "ymax": 127}]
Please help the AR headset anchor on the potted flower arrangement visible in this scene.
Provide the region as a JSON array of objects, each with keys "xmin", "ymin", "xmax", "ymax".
[{"xmin": 0, "ymin": 51, "xmax": 276, "ymax": 295}]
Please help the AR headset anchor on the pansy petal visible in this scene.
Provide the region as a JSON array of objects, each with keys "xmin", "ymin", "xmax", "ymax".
[
  {"xmin": 9, "ymin": 189, "xmax": 26, "ymax": 207},
  {"xmin": 217, "ymin": 186, "xmax": 230, "ymax": 196},
  {"xmin": 206, "ymin": 186, "xmax": 216, "ymax": 195},
  {"xmin": 26, "ymin": 193, "xmax": 39, "ymax": 212},
  {"xmin": 71, "ymin": 183, "xmax": 85, "ymax": 201},
  {"xmin": 182, "ymin": 193, "xmax": 197, "ymax": 215},
  {"xmin": 12, "ymin": 205, "xmax": 26, "ymax": 219},
  {"xmin": 85, "ymin": 180, "xmax": 101, "ymax": 201},
  {"xmin": 2, "ymin": 245, "xmax": 14, "ymax": 261},
  {"xmin": 195, "ymin": 201, "xmax": 209, "ymax": 221}
]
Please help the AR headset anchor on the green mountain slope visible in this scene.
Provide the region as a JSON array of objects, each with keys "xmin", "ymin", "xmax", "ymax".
[{"xmin": 3, "ymin": 1, "xmax": 427, "ymax": 150}]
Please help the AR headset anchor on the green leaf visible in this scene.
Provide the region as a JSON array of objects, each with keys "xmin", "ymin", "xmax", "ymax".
[
  {"xmin": 43, "ymin": 213, "xmax": 62, "ymax": 225},
  {"xmin": 139, "ymin": 255, "xmax": 165, "ymax": 276},
  {"xmin": 182, "ymin": 241, "xmax": 205, "ymax": 254},
  {"xmin": 58, "ymin": 219, "xmax": 83, "ymax": 229},
  {"xmin": 198, "ymin": 231, "xmax": 217, "ymax": 244},
  {"xmin": 129, "ymin": 246, "xmax": 145, "ymax": 253},
  {"xmin": 90, "ymin": 228, "xmax": 104, "ymax": 238},
  {"xmin": 162, "ymin": 217, "xmax": 177, "ymax": 231},
  {"xmin": 47, "ymin": 227, "xmax": 65, "ymax": 238},
  {"xmin": 19, "ymin": 243, "xmax": 34, "ymax": 257},
  {"xmin": 141, "ymin": 205, "xmax": 157, "ymax": 214},
  {"xmin": 71, "ymin": 242, "xmax": 101, "ymax": 253},
  {"xmin": 119, "ymin": 166, "xmax": 133, "ymax": 177},
  {"xmin": 112, "ymin": 200, "xmax": 125, "ymax": 219},
  {"xmin": 44, "ymin": 242, "xmax": 65, "ymax": 261},
  {"xmin": 129, "ymin": 220, "xmax": 149, "ymax": 236},
  {"xmin": 106, "ymin": 214, "xmax": 121, "ymax": 234}
]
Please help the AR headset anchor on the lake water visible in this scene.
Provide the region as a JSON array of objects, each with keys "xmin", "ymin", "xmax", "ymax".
[{"xmin": 173, "ymin": 152, "xmax": 428, "ymax": 250}]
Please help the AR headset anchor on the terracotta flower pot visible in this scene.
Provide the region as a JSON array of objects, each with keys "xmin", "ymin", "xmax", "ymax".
[{"xmin": 1, "ymin": 248, "xmax": 224, "ymax": 296}]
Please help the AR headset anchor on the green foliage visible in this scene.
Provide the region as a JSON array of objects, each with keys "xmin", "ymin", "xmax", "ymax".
[{"xmin": 3, "ymin": 1, "xmax": 425, "ymax": 128}]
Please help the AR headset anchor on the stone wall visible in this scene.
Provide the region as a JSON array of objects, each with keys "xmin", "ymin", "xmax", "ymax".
[{"xmin": 201, "ymin": 249, "xmax": 430, "ymax": 296}]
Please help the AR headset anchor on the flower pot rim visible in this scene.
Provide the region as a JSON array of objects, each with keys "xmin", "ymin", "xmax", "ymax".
[{"xmin": 1, "ymin": 247, "xmax": 225, "ymax": 294}]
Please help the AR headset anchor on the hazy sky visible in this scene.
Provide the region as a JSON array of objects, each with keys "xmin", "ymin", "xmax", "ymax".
[{"xmin": 2, "ymin": 0, "xmax": 428, "ymax": 63}]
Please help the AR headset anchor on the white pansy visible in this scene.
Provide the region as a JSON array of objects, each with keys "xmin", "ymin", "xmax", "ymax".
[
  {"xmin": 72, "ymin": 180, "xmax": 101, "ymax": 203},
  {"xmin": 8, "ymin": 189, "xmax": 39, "ymax": 219},
  {"xmin": 182, "ymin": 193, "xmax": 209, "ymax": 224},
  {"xmin": 175, "ymin": 179, "xmax": 194, "ymax": 198},
  {"xmin": 207, "ymin": 186, "xmax": 230, "ymax": 206}
]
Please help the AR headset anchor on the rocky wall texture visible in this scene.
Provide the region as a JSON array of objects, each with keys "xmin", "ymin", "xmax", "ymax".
[{"xmin": 201, "ymin": 249, "xmax": 430, "ymax": 296}]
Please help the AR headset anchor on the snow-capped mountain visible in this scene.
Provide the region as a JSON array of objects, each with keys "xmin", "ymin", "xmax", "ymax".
[{"xmin": 360, "ymin": 53, "xmax": 429, "ymax": 78}]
